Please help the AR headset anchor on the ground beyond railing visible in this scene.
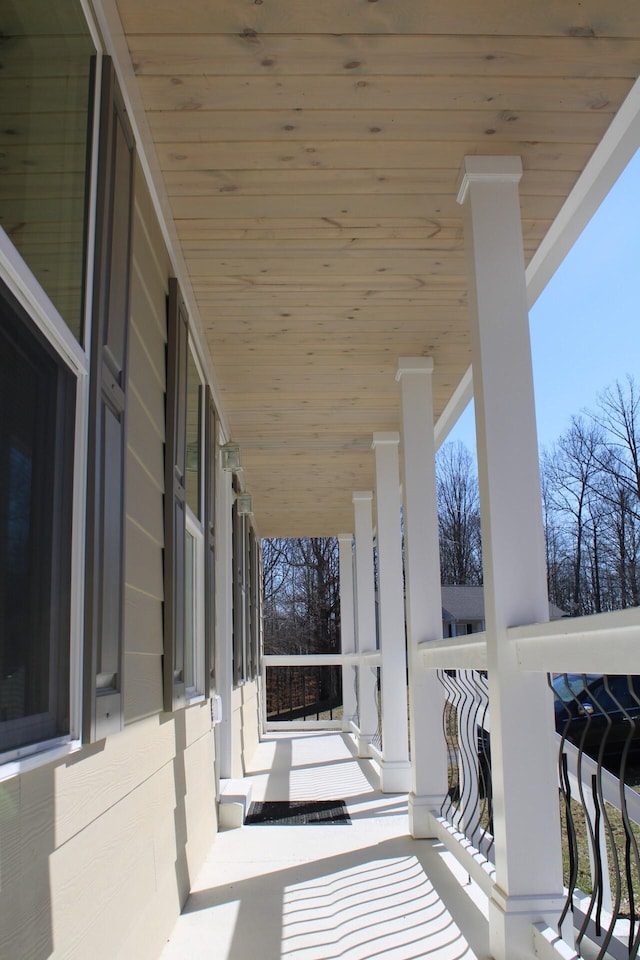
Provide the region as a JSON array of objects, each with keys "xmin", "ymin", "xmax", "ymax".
[
  {"xmin": 421, "ymin": 607, "xmax": 640, "ymax": 960},
  {"xmin": 262, "ymin": 655, "xmax": 343, "ymax": 730}
]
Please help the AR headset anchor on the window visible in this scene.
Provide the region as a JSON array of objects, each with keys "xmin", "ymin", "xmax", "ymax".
[
  {"xmin": 164, "ymin": 281, "xmax": 215, "ymax": 707},
  {"xmin": 204, "ymin": 389, "xmax": 217, "ymax": 695},
  {"xmin": 0, "ymin": 282, "xmax": 75, "ymax": 757},
  {"xmin": 184, "ymin": 523, "xmax": 204, "ymax": 697},
  {"xmin": 249, "ymin": 529, "xmax": 261, "ymax": 681},
  {"xmin": 184, "ymin": 348, "xmax": 205, "ymax": 699},
  {"xmin": 233, "ymin": 495, "xmax": 258, "ymax": 685},
  {"xmin": 0, "ymin": 2, "xmax": 95, "ymax": 341}
]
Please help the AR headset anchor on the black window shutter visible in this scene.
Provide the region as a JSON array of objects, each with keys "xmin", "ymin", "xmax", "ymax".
[
  {"xmin": 204, "ymin": 387, "xmax": 216, "ymax": 696},
  {"xmin": 164, "ymin": 278, "xmax": 188, "ymax": 712},
  {"xmin": 84, "ymin": 58, "xmax": 135, "ymax": 742}
]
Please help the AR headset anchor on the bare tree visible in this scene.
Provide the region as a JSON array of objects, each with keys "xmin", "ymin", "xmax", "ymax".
[
  {"xmin": 542, "ymin": 417, "xmax": 605, "ymax": 615},
  {"xmin": 262, "ymin": 537, "xmax": 340, "ymax": 655},
  {"xmin": 436, "ymin": 441, "xmax": 482, "ymax": 585},
  {"xmin": 593, "ymin": 376, "xmax": 640, "ymax": 519}
]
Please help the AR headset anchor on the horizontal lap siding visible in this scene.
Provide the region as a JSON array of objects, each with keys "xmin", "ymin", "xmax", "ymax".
[
  {"xmin": 232, "ymin": 679, "xmax": 261, "ymax": 777},
  {"xmin": 124, "ymin": 160, "xmax": 169, "ymax": 721}
]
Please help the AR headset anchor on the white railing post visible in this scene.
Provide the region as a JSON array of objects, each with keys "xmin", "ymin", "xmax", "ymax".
[
  {"xmin": 338, "ymin": 533, "xmax": 357, "ymax": 731},
  {"xmin": 352, "ymin": 492, "xmax": 379, "ymax": 757},
  {"xmin": 372, "ymin": 434, "xmax": 411, "ymax": 793},
  {"xmin": 397, "ymin": 358, "xmax": 448, "ymax": 833},
  {"xmin": 458, "ymin": 156, "xmax": 565, "ymax": 958}
]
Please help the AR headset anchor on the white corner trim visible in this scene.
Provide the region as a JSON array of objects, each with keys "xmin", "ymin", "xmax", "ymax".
[
  {"xmin": 0, "ymin": 229, "xmax": 89, "ymax": 376},
  {"xmin": 352, "ymin": 490, "xmax": 373, "ymax": 502},
  {"xmin": 434, "ymin": 366, "xmax": 473, "ymax": 449}
]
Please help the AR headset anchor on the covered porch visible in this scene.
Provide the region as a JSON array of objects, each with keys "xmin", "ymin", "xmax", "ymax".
[
  {"xmin": 161, "ymin": 731, "xmax": 490, "ymax": 960},
  {"xmin": 3, "ymin": 2, "xmax": 640, "ymax": 959}
]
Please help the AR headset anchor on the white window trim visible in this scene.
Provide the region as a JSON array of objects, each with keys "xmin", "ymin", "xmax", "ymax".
[
  {"xmin": 0, "ymin": 21, "xmax": 104, "ymax": 770},
  {"xmin": 183, "ymin": 340, "xmax": 208, "ymax": 703},
  {"xmin": 185, "ymin": 509, "xmax": 205, "ymax": 702}
]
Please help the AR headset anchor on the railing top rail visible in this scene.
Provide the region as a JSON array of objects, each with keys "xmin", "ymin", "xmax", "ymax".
[
  {"xmin": 416, "ymin": 607, "xmax": 640, "ymax": 673},
  {"xmin": 262, "ymin": 654, "xmax": 344, "ymax": 666},
  {"xmin": 420, "ymin": 634, "xmax": 487, "ymax": 670},
  {"xmin": 510, "ymin": 606, "xmax": 640, "ymax": 673}
]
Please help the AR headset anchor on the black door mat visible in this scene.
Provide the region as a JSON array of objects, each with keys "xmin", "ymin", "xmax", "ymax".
[{"xmin": 245, "ymin": 799, "xmax": 351, "ymax": 825}]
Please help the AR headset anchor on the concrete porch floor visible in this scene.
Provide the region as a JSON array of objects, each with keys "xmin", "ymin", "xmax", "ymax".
[{"xmin": 160, "ymin": 732, "xmax": 491, "ymax": 960}]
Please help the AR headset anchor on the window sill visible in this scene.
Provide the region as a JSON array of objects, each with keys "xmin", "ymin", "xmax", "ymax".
[
  {"xmin": 185, "ymin": 692, "xmax": 206, "ymax": 706},
  {"xmin": 0, "ymin": 737, "xmax": 82, "ymax": 783}
]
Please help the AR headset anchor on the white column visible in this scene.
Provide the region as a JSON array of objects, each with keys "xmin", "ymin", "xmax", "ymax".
[
  {"xmin": 352, "ymin": 492, "xmax": 379, "ymax": 757},
  {"xmin": 396, "ymin": 359, "xmax": 448, "ymax": 835},
  {"xmin": 215, "ymin": 461, "xmax": 234, "ymax": 781},
  {"xmin": 338, "ymin": 533, "xmax": 357, "ymax": 731},
  {"xmin": 458, "ymin": 156, "xmax": 564, "ymax": 959},
  {"xmin": 372, "ymin": 433, "xmax": 411, "ymax": 793}
]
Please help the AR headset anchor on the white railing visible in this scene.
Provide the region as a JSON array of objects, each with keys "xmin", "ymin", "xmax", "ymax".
[{"xmin": 417, "ymin": 606, "xmax": 640, "ymax": 960}]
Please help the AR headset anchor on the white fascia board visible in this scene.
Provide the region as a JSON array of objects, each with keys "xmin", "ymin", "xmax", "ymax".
[{"xmin": 436, "ymin": 74, "xmax": 640, "ymax": 448}]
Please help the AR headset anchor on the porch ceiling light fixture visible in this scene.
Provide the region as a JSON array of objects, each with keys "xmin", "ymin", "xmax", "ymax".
[
  {"xmin": 236, "ymin": 493, "xmax": 253, "ymax": 516},
  {"xmin": 220, "ymin": 442, "xmax": 241, "ymax": 472}
]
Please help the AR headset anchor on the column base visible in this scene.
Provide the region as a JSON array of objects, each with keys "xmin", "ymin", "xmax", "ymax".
[
  {"xmin": 489, "ymin": 887, "xmax": 567, "ymax": 960},
  {"xmin": 342, "ymin": 715, "xmax": 357, "ymax": 734},
  {"xmin": 379, "ymin": 759, "xmax": 411, "ymax": 794},
  {"xmin": 408, "ymin": 793, "xmax": 444, "ymax": 838},
  {"xmin": 357, "ymin": 733, "xmax": 374, "ymax": 758}
]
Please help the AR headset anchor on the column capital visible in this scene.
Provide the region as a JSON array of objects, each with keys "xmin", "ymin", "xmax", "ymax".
[
  {"xmin": 371, "ymin": 431, "xmax": 400, "ymax": 449},
  {"xmin": 396, "ymin": 357, "xmax": 434, "ymax": 381},
  {"xmin": 352, "ymin": 490, "xmax": 373, "ymax": 503},
  {"xmin": 456, "ymin": 155, "xmax": 523, "ymax": 205},
  {"xmin": 337, "ymin": 532, "xmax": 353, "ymax": 543}
]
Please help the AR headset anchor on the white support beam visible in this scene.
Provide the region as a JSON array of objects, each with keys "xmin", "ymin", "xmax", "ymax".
[
  {"xmin": 397, "ymin": 358, "xmax": 448, "ymax": 834},
  {"xmin": 458, "ymin": 155, "xmax": 566, "ymax": 959},
  {"xmin": 436, "ymin": 75, "xmax": 640, "ymax": 449},
  {"xmin": 338, "ymin": 533, "xmax": 358, "ymax": 732},
  {"xmin": 352, "ymin": 492, "xmax": 379, "ymax": 758},
  {"xmin": 371, "ymin": 434, "xmax": 411, "ymax": 793}
]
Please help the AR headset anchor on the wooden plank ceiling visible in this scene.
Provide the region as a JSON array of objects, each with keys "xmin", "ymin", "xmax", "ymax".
[{"xmin": 118, "ymin": 0, "xmax": 640, "ymax": 537}]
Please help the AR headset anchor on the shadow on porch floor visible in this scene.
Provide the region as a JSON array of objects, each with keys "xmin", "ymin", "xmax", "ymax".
[{"xmin": 160, "ymin": 732, "xmax": 491, "ymax": 960}]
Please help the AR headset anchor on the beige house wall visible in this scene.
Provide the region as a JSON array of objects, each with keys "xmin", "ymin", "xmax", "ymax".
[
  {"xmin": 0, "ymin": 164, "xmax": 220, "ymax": 960},
  {"xmin": 232, "ymin": 679, "xmax": 261, "ymax": 778}
]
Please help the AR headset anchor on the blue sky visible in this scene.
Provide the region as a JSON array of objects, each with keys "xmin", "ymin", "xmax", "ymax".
[{"xmin": 448, "ymin": 147, "xmax": 640, "ymax": 455}]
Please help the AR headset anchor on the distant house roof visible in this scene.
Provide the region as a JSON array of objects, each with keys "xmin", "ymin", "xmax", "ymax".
[{"xmin": 441, "ymin": 584, "xmax": 566, "ymax": 623}]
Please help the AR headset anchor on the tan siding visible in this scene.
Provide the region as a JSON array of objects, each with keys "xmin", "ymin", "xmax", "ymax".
[
  {"xmin": 126, "ymin": 519, "xmax": 164, "ymax": 598},
  {"xmin": 128, "ymin": 387, "xmax": 165, "ymax": 481},
  {"xmin": 125, "ymin": 585, "xmax": 164, "ymax": 656},
  {"xmin": 0, "ymin": 715, "xmax": 216, "ymax": 960},
  {"xmin": 128, "ymin": 322, "xmax": 166, "ymax": 438},
  {"xmin": 124, "ymin": 652, "xmax": 164, "ymax": 721},
  {"xmin": 1, "ymin": 91, "xmax": 221, "ymax": 960},
  {"xmin": 124, "ymin": 163, "xmax": 168, "ymax": 724},
  {"xmin": 127, "ymin": 450, "xmax": 164, "ymax": 542},
  {"xmin": 231, "ymin": 680, "xmax": 260, "ymax": 777}
]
